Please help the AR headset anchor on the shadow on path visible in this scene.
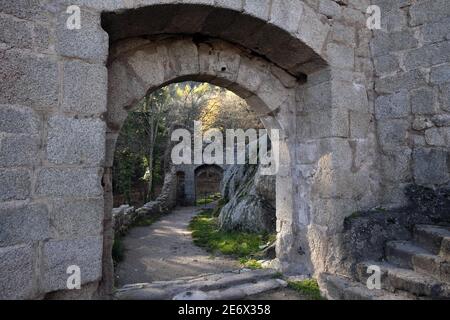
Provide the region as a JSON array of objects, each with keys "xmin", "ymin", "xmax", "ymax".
[{"xmin": 115, "ymin": 206, "xmax": 240, "ymax": 287}]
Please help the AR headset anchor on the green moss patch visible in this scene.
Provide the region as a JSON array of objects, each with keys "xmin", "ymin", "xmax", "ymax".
[
  {"xmin": 287, "ymin": 279, "xmax": 325, "ymax": 300},
  {"xmin": 189, "ymin": 210, "xmax": 274, "ymax": 265}
]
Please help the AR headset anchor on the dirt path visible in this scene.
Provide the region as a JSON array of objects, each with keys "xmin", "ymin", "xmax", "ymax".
[{"xmin": 115, "ymin": 206, "xmax": 240, "ymax": 287}]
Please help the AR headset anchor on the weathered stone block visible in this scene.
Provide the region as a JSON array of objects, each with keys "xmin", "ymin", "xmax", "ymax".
[
  {"xmin": 296, "ymin": 142, "xmax": 319, "ymax": 165},
  {"xmin": 440, "ymin": 84, "xmax": 450, "ymax": 112},
  {"xmin": 377, "ymin": 119, "xmax": 409, "ymax": 149},
  {"xmin": 47, "ymin": 115, "xmax": 105, "ymax": 166},
  {"xmin": 374, "ymin": 54, "xmax": 400, "ymax": 76},
  {"xmin": 425, "ymin": 127, "xmax": 450, "ymax": 147},
  {"xmin": 50, "ymin": 198, "xmax": 103, "ymax": 238},
  {"xmin": 127, "ymin": 45, "xmax": 166, "ymax": 90},
  {"xmin": 62, "ymin": 60, "xmax": 107, "ymax": 114},
  {"xmin": 270, "ymin": 0, "xmax": 303, "ymax": 34},
  {"xmin": 0, "ymin": 105, "xmax": 40, "ymax": 135},
  {"xmin": 412, "ymin": 116, "xmax": 433, "ymax": 131},
  {"xmin": 422, "ymin": 17, "xmax": 450, "ymax": 44},
  {"xmin": 413, "ymin": 148, "xmax": 450, "ymax": 185},
  {"xmin": 0, "ymin": 202, "xmax": 49, "ymax": 246},
  {"xmin": 404, "ymin": 41, "xmax": 450, "ymax": 71},
  {"xmin": 243, "ymin": 0, "xmax": 270, "ymax": 20},
  {"xmin": 318, "ymin": 0, "xmax": 342, "ymax": 18},
  {"xmin": 430, "ymin": 64, "xmax": 450, "ymax": 85},
  {"xmin": 107, "ymin": 60, "xmax": 146, "ymax": 130},
  {"xmin": 411, "ymin": 87, "xmax": 438, "ymax": 115},
  {"xmin": 371, "ymin": 30, "xmax": 418, "ymax": 57},
  {"xmin": 0, "ymin": 169, "xmax": 31, "ymax": 201},
  {"xmin": 214, "ymin": 0, "xmax": 242, "ymax": 11},
  {"xmin": 33, "ymin": 23, "xmax": 52, "ymax": 52},
  {"xmin": 380, "ymin": 148, "xmax": 412, "ymax": 183},
  {"xmin": 326, "ymin": 43, "xmax": 354, "ymax": 69},
  {"xmin": 375, "ymin": 91, "xmax": 409, "ymax": 119},
  {"xmin": 332, "ymin": 80, "xmax": 368, "ymax": 112},
  {"xmin": 381, "ymin": 9, "xmax": 408, "ymax": 33},
  {"xmin": 56, "ymin": 8, "xmax": 108, "ymax": 63},
  {"xmin": 35, "ymin": 168, "xmax": 103, "ymax": 197},
  {"xmin": 0, "ymin": 244, "xmax": 35, "ymax": 299},
  {"xmin": 349, "ymin": 111, "xmax": 371, "ymax": 138},
  {"xmin": 0, "ymin": 0, "xmax": 50, "ymax": 21},
  {"xmin": 300, "ymin": 81, "xmax": 332, "ymax": 112},
  {"xmin": 0, "ymin": 49, "xmax": 58, "ymax": 108},
  {"xmin": 297, "ymin": 4, "xmax": 330, "ymax": 54},
  {"xmin": 410, "ymin": 0, "xmax": 450, "ymax": 26},
  {"xmin": 42, "ymin": 236, "xmax": 103, "ymax": 292},
  {"xmin": 342, "ymin": 7, "xmax": 365, "ymax": 26},
  {"xmin": 0, "ymin": 13, "xmax": 33, "ymax": 49},
  {"xmin": 331, "ymin": 22, "xmax": 356, "ymax": 47},
  {"xmin": 0, "ymin": 135, "xmax": 40, "ymax": 167},
  {"xmin": 163, "ymin": 40, "xmax": 200, "ymax": 80},
  {"xmin": 375, "ymin": 69, "xmax": 427, "ymax": 94},
  {"xmin": 310, "ymin": 109, "xmax": 349, "ymax": 138},
  {"xmin": 432, "ymin": 114, "xmax": 450, "ymax": 127}
]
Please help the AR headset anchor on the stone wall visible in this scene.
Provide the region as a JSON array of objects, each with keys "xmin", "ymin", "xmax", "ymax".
[
  {"xmin": 371, "ymin": 0, "xmax": 450, "ymax": 207},
  {"xmin": 1, "ymin": 0, "xmax": 449, "ymax": 300},
  {"xmin": 113, "ymin": 166, "xmax": 178, "ymax": 236},
  {"xmin": 0, "ymin": 1, "xmax": 107, "ymax": 299}
]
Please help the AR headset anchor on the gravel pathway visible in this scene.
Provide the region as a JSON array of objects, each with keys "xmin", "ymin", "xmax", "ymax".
[{"xmin": 115, "ymin": 206, "xmax": 240, "ymax": 287}]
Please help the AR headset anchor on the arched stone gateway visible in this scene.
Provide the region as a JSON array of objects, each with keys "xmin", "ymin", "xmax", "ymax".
[
  {"xmin": 100, "ymin": 1, "xmax": 378, "ymax": 298},
  {"xmin": 10, "ymin": 0, "xmax": 450, "ymax": 300}
]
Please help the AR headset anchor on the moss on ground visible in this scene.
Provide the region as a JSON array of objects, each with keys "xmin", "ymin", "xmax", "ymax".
[
  {"xmin": 189, "ymin": 210, "xmax": 275, "ymax": 267},
  {"xmin": 287, "ymin": 279, "xmax": 325, "ymax": 300}
]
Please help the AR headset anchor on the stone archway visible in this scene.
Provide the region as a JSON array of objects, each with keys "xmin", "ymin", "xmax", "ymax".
[
  {"xmin": 104, "ymin": 36, "xmax": 305, "ymax": 282},
  {"xmin": 0, "ymin": 0, "xmax": 381, "ymax": 300},
  {"xmin": 100, "ymin": 1, "xmax": 379, "ymax": 296},
  {"xmin": 194, "ymin": 164, "xmax": 224, "ymax": 202}
]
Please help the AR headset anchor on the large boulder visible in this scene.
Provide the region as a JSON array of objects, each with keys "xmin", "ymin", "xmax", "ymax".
[{"xmin": 218, "ymin": 164, "xmax": 276, "ymax": 233}]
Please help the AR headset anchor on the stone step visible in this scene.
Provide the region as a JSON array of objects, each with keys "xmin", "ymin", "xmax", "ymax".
[
  {"xmin": 414, "ymin": 225, "xmax": 450, "ymax": 259},
  {"xmin": 173, "ymin": 279, "xmax": 287, "ymax": 300},
  {"xmin": 318, "ymin": 273, "xmax": 412, "ymax": 300},
  {"xmin": 385, "ymin": 240, "xmax": 449, "ymax": 283},
  {"xmin": 356, "ymin": 261, "xmax": 450, "ymax": 299},
  {"xmin": 115, "ymin": 269, "xmax": 280, "ymax": 300}
]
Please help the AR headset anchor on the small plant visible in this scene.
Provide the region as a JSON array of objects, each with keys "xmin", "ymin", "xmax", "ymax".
[
  {"xmin": 287, "ymin": 279, "xmax": 325, "ymax": 300},
  {"xmin": 240, "ymin": 258, "xmax": 263, "ymax": 270}
]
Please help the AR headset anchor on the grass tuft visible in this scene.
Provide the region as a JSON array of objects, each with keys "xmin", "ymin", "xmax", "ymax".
[
  {"xmin": 189, "ymin": 210, "xmax": 274, "ymax": 261},
  {"xmin": 287, "ymin": 279, "xmax": 325, "ymax": 300},
  {"xmin": 240, "ymin": 258, "xmax": 263, "ymax": 270}
]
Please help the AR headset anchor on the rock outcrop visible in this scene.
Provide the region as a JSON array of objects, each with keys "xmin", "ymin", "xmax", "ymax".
[{"xmin": 218, "ymin": 164, "xmax": 276, "ymax": 234}]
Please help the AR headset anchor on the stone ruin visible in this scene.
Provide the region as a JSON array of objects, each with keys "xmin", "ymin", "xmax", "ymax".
[{"xmin": 0, "ymin": 0, "xmax": 449, "ymax": 299}]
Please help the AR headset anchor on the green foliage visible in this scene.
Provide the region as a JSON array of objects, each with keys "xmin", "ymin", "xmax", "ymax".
[
  {"xmin": 189, "ymin": 210, "xmax": 270, "ymax": 259},
  {"xmin": 196, "ymin": 193, "xmax": 222, "ymax": 206},
  {"xmin": 287, "ymin": 279, "xmax": 325, "ymax": 300},
  {"xmin": 240, "ymin": 258, "xmax": 263, "ymax": 270}
]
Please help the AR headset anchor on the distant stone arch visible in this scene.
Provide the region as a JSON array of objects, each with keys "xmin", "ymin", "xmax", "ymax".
[{"xmin": 194, "ymin": 164, "xmax": 224, "ymax": 202}]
